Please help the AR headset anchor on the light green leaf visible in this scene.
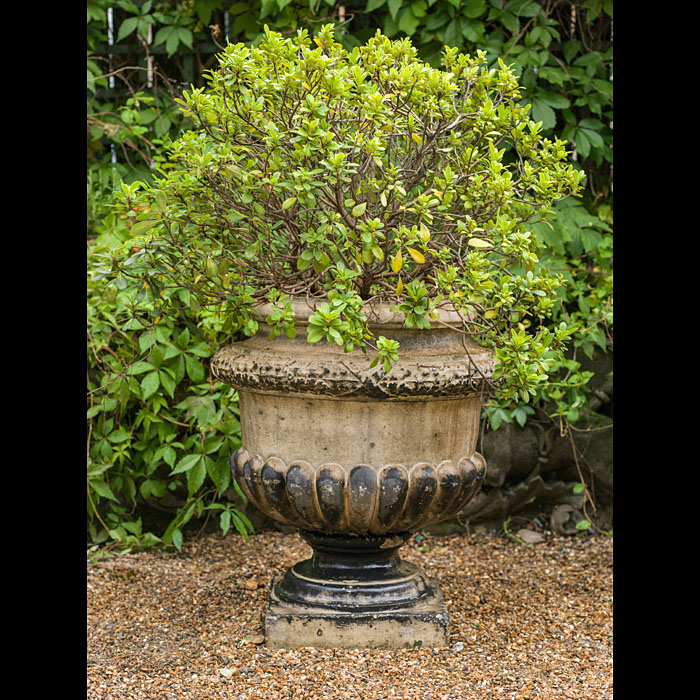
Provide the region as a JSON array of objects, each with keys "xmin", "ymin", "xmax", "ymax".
[
  {"xmin": 116, "ymin": 17, "xmax": 138, "ymax": 42},
  {"xmin": 130, "ymin": 219, "xmax": 157, "ymax": 236},
  {"xmin": 220, "ymin": 510, "xmax": 232, "ymax": 536},
  {"xmin": 397, "ymin": 8, "xmax": 420, "ymax": 35},
  {"xmin": 388, "ymin": 0, "xmax": 403, "ymax": 21}
]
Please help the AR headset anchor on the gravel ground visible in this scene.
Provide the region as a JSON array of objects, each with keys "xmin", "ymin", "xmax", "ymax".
[{"xmin": 87, "ymin": 527, "xmax": 613, "ymax": 700}]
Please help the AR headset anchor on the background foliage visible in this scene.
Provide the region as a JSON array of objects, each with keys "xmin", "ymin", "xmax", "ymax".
[{"xmin": 87, "ymin": 0, "xmax": 612, "ymax": 552}]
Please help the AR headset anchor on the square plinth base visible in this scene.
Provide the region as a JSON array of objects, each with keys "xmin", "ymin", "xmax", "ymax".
[{"xmin": 264, "ymin": 574, "xmax": 449, "ymax": 649}]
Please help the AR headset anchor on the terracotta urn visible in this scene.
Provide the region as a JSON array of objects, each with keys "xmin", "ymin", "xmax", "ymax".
[{"xmin": 210, "ymin": 300, "xmax": 494, "ymax": 648}]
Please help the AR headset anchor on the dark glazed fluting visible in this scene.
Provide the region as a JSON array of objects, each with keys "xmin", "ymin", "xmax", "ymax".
[{"xmin": 231, "ymin": 448, "xmax": 486, "ymax": 535}]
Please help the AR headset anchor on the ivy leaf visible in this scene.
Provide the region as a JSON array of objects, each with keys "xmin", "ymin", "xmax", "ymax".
[
  {"xmin": 530, "ymin": 98, "xmax": 556, "ymax": 130},
  {"xmin": 163, "ymin": 446, "xmax": 176, "ymax": 467},
  {"xmin": 158, "ymin": 369, "xmax": 176, "ymax": 398},
  {"xmin": 170, "ymin": 453, "xmax": 201, "ymax": 475},
  {"xmin": 88, "ymin": 478, "xmax": 118, "ymax": 502},
  {"xmin": 208, "ymin": 458, "xmax": 230, "ymax": 495},
  {"xmin": 141, "ymin": 371, "xmax": 160, "ymax": 400},
  {"xmin": 185, "ymin": 354, "xmax": 206, "ymax": 383},
  {"xmin": 388, "ymin": 0, "xmax": 403, "ymax": 21},
  {"xmin": 500, "ymin": 11, "xmax": 519, "ymax": 33},
  {"xmin": 574, "ymin": 130, "xmax": 590, "ymax": 158},
  {"xmin": 116, "ymin": 17, "xmax": 139, "ymax": 42},
  {"xmin": 187, "ymin": 458, "xmax": 207, "ymax": 494},
  {"xmin": 539, "ymin": 90, "xmax": 570, "ymax": 110},
  {"xmin": 463, "ymin": 0, "xmax": 486, "ymax": 19},
  {"xmin": 398, "ymin": 8, "xmax": 420, "ymax": 35},
  {"xmin": 220, "ymin": 511, "xmax": 232, "ymax": 537},
  {"xmin": 444, "ymin": 18, "xmax": 460, "ymax": 47}
]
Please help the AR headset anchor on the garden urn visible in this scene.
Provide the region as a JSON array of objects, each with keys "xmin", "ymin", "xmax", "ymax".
[{"xmin": 211, "ymin": 300, "xmax": 494, "ymax": 648}]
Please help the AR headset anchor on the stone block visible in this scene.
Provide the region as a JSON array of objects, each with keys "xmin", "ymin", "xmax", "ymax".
[{"xmin": 264, "ymin": 573, "xmax": 449, "ymax": 649}]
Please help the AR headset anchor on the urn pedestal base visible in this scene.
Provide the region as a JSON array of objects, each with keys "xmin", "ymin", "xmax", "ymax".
[
  {"xmin": 264, "ymin": 530, "xmax": 449, "ymax": 649},
  {"xmin": 265, "ymin": 577, "xmax": 448, "ymax": 649}
]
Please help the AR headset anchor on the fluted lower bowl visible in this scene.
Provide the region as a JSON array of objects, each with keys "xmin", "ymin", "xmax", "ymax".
[{"xmin": 232, "ymin": 447, "xmax": 486, "ymax": 535}]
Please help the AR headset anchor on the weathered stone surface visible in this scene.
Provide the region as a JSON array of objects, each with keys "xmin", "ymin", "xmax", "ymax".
[
  {"xmin": 210, "ymin": 299, "xmax": 493, "ymax": 647},
  {"xmin": 265, "ymin": 573, "xmax": 449, "ymax": 649},
  {"xmin": 210, "ymin": 301, "xmax": 494, "ymax": 400},
  {"xmin": 457, "ymin": 475, "xmax": 584, "ymax": 524},
  {"xmin": 237, "ymin": 390, "xmax": 484, "ymax": 469},
  {"xmin": 550, "ymin": 503, "xmax": 585, "ymax": 535},
  {"xmin": 232, "ymin": 447, "xmax": 486, "ymax": 535},
  {"xmin": 212, "ymin": 300, "xmax": 494, "ymax": 537}
]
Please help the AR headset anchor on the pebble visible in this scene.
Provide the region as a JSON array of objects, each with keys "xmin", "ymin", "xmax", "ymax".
[{"xmin": 88, "ymin": 529, "xmax": 612, "ymax": 699}]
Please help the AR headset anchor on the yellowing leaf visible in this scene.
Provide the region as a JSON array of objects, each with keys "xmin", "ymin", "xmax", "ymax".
[
  {"xmin": 396, "ymin": 277, "xmax": 404, "ymax": 295},
  {"xmin": 484, "ymin": 309, "xmax": 498, "ymax": 319},
  {"xmin": 406, "ymin": 247, "xmax": 425, "ymax": 264},
  {"xmin": 352, "ymin": 202, "xmax": 367, "ymax": 217},
  {"xmin": 412, "ymin": 133, "xmax": 423, "ymax": 146},
  {"xmin": 391, "ymin": 250, "xmax": 403, "ymax": 272},
  {"xmin": 419, "ymin": 223, "xmax": 430, "ymax": 242},
  {"xmin": 468, "ymin": 237, "xmax": 493, "ymax": 248}
]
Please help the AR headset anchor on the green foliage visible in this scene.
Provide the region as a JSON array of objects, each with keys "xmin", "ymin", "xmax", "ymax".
[
  {"xmin": 87, "ymin": 1, "xmax": 612, "ymax": 546},
  {"xmin": 88, "ymin": 214, "xmax": 254, "ymax": 554},
  {"xmin": 97, "ymin": 24, "xmax": 586, "ymax": 404}
]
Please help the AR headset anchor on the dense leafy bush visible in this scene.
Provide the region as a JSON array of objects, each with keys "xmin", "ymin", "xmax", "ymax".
[
  {"xmin": 100, "ymin": 24, "xmax": 585, "ymax": 407},
  {"xmin": 88, "ymin": 214, "xmax": 254, "ymax": 554}
]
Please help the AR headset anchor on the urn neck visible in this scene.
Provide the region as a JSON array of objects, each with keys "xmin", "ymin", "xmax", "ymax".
[{"xmin": 299, "ymin": 530, "xmax": 411, "ymax": 582}]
